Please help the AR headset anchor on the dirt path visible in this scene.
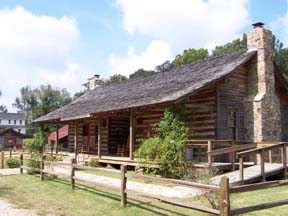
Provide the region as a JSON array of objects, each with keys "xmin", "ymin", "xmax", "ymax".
[
  {"xmin": 51, "ymin": 167, "xmax": 203, "ymax": 198},
  {"xmin": 0, "ymin": 199, "xmax": 36, "ymax": 216}
]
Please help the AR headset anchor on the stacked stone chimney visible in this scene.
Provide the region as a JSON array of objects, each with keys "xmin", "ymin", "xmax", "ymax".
[
  {"xmin": 244, "ymin": 23, "xmax": 281, "ymax": 142},
  {"xmin": 88, "ymin": 74, "xmax": 100, "ymax": 91}
]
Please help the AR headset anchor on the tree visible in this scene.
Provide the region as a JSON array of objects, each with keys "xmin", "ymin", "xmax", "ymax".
[
  {"xmin": 105, "ymin": 74, "xmax": 127, "ymax": 84},
  {"xmin": 0, "ymin": 90, "xmax": 7, "ymax": 113},
  {"xmin": 172, "ymin": 48, "xmax": 209, "ymax": 67},
  {"xmin": 13, "ymin": 85, "xmax": 72, "ymax": 134},
  {"xmin": 212, "ymin": 34, "xmax": 247, "ymax": 56},
  {"xmin": 275, "ymin": 48, "xmax": 288, "ymax": 79},
  {"xmin": 155, "ymin": 60, "xmax": 173, "ymax": 72},
  {"xmin": 73, "ymin": 90, "xmax": 87, "ymax": 100},
  {"xmin": 129, "ymin": 68, "xmax": 155, "ymax": 79}
]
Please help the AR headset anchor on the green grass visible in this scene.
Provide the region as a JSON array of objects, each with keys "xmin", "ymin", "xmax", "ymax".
[{"xmin": 0, "ymin": 174, "xmax": 288, "ymax": 215}]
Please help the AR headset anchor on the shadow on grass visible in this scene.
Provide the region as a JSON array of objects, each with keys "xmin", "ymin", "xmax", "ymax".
[
  {"xmin": 45, "ymin": 176, "xmax": 190, "ymax": 216},
  {"xmin": 0, "ymin": 187, "xmax": 11, "ymax": 197}
]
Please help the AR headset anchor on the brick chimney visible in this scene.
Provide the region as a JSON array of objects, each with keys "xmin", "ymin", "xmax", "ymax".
[
  {"xmin": 244, "ymin": 23, "xmax": 281, "ymax": 142},
  {"xmin": 88, "ymin": 74, "xmax": 100, "ymax": 91}
]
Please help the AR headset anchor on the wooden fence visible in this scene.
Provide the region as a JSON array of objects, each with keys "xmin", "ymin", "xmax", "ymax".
[
  {"xmin": 237, "ymin": 142, "xmax": 287, "ymax": 183},
  {"xmin": 18, "ymin": 154, "xmax": 288, "ymax": 216}
]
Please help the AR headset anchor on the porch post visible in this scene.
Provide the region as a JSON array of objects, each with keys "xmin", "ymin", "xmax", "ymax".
[
  {"xmin": 55, "ymin": 122, "xmax": 59, "ymax": 154},
  {"xmin": 74, "ymin": 121, "xmax": 78, "ymax": 161},
  {"xmin": 98, "ymin": 117, "xmax": 102, "ymax": 158},
  {"xmin": 129, "ymin": 110, "xmax": 135, "ymax": 160}
]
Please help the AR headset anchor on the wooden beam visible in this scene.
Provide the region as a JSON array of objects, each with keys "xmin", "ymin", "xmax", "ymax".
[
  {"xmin": 282, "ymin": 143, "xmax": 287, "ymax": 179},
  {"xmin": 219, "ymin": 176, "xmax": 230, "ymax": 216},
  {"xmin": 231, "ymin": 199, "xmax": 288, "ymax": 215},
  {"xmin": 207, "ymin": 140, "xmax": 212, "ymax": 167},
  {"xmin": 55, "ymin": 123, "xmax": 59, "ymax": 154},
  {"xmin": 129, "ymin": 111, "xmax": 135, "ymax": 160},
  {"xmin": 74, "ymin": 121, "xmax": 78, "ymax": 161},
  {"xmin": 260, "ymin": 149, "xmax": 265, "ymax": 182},
  {"xmin": 98, "ymin": 117, "xmax": 102, "ymax": 158},
  {"xmin": 239, "ymin": 156, "xmax": 244, "ymax": 181}
]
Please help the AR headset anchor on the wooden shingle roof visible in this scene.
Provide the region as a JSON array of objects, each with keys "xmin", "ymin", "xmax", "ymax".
[{"xmin": 34, "ymin": 49, "xmax": 256, "ymax": 123}]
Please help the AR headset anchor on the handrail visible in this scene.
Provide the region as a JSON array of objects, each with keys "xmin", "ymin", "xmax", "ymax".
[
  {"xmin": 237, "ymin": 142, "xmax": 288, "ymax": 157},
  {"xmin": 237, "ymin": 142, "xmax": 287, "ymax": 182}
]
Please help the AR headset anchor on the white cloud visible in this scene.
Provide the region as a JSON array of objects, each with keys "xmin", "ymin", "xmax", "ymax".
[
  {"xmin": 270, "ymin": 0, "xmax": 288, "ymax": 46},
  {"xmin": 109, "ymin": 40, "xmax": 173, "ymax": 76},
  {"xmin": 0, "ymin": 6, "xmax": 88, "ymax": 111},
  {"xmin": 116, "ymin": 0, "xmax": 251, "ymax": 50}
]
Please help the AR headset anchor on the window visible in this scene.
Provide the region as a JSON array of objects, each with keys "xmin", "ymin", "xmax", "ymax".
[
  {"xmin": 18, "ymin": 129, "xmax": 21, "ymax": 133},
  {"xmin": 14, "ymin": 120, "xmax": 16, "ymax": 124},
  {"xmin": 83, "ymin": 124, "xmax": 89, "ymax": 136},
  {"xmin": 228, "ymin": 111, "xmax": 239, "ymax": 140},
  {"xmin": 20, "ymin": 120, "xmax": 22, "ymax": 125},
  {"xmin": 8, "ymin": 120, "xmax": 11, "ymax": 124}
]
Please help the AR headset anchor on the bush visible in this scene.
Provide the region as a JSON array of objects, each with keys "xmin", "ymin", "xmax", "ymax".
[
  {"xmin": 24, "ymin": 132, "xmax": 46, "ymax": 153},
  {"xmin": 6, "ymin": 157, "xmax": 20, "ymax": 168},
  {"xmin": 88, "ymin": 158, "xmax": 100, "ymax": 167},
  {"xmin": 136, "ymin": 108, "xmax": 188, "ymax": 178}
]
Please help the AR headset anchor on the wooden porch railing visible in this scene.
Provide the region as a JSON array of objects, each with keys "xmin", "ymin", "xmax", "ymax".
[
  {"xmin": 236, "ymin": 142, "xmax": 288, "ymax": 182},
  {"xmin": 185, "ymin": 140, "xmax": 253, "ymax": 167}
]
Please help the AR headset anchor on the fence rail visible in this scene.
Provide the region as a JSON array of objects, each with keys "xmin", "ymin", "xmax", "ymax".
[{"xmin": 18, "ymin": 153, "xmax": 288, "ymax": 216}]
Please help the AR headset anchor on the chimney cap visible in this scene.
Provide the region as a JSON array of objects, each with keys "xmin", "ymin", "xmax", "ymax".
[{"xmin": 252, "ymin": 22, "xmax": 264, "ymax": 28}]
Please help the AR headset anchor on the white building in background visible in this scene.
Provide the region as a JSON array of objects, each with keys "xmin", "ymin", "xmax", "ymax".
[{"xmin": 0, "ymin": 113, "xmax": 26, "ymax": 134}]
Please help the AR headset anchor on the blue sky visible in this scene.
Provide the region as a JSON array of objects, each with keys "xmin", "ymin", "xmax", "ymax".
[{"xmin": 0, "ymin": 0, "xmax": 287, "ymax": 111}]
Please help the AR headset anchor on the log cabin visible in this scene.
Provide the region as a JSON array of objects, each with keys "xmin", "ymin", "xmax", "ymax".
[
  {"xmin": 34, "ymin": 24, "xmax": 288, "ymax": 168},
  {"xmin": 0, "ymin": 128, "xmax": 31, "ymax": 150}
]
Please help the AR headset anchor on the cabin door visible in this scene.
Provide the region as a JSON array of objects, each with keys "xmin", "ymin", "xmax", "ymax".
[{"xmin": 227, "ymin": 110, "xmax": 239, "ymax": 140}]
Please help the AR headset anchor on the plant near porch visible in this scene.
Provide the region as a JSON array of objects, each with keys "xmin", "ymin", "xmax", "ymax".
[{"xmin": 136, "ymin": 108, "xmax": 188, "ymax": 178}]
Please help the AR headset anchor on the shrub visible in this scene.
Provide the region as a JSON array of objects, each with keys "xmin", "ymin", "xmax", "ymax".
[
  {"xmin": 6, "ymin": 157, "xmax": 20, "ymax": 168},
  {"xmin": 24, "ymin": 159, "xmax": 41, "ymax": 169},
  {"xmin": 24, "ymin": 132, "xmax": 46, "ymax": 153},
  {"xmin": 136, "ymin": 108, "xmax": 188, "ymax": 178},
  {"xmin": 89, "ymin": 158, "xmax": 100, "ymax": 167}
]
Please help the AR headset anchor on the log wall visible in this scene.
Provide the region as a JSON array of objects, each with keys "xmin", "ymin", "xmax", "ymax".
[
  {"xmin": 185, "ymin": 87, "xmax": 217, "ymax": 140},
  {"xmin": 217, "ymin": 66, "xmax": 249, "ymax": 140}
]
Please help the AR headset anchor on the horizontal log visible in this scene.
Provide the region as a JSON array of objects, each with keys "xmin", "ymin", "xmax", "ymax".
[
  {"xmin": 44, "ymin": 161, "xmax": 71, "ymax": 166},
  {"xmin": 230, "ymin": 179, "xmax": 288, "ymax": 193},
  {"xmin": 21, "ymin": 166, "xmax": 41, "ymax": 172},
  {"xmin": 126, "ymin": 174, "xmax": 219, "ymax": 191},
  {"xmin": 208, "ymin": 143, "xmax": 256, "ymax": 157},
  {"xmin": 126, "ymin": 189, "xmax": 220, "ymax": 215},
  {"xmin": 73, "ymin": 176, "xmax": 120, "ymax": 192},
  {"xmin": 237, "ymin": 142, "xmax": 288, "ymax": 157},
  {"xmin": 43, "ymin": 170, "xmax": 71, "ymax": 178},
  {"xmin": 73, "ymin": 164, "xmax": 121, "ymax": 174},
  {"xmin": 231, "ymin": 199, "xmax": 288, "ymax": 215}
]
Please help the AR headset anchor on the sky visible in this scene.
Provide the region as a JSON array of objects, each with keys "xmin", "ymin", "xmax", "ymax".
[{"xmin": 0, "ymin": 0, "xmax": 287, "ymax": 111}]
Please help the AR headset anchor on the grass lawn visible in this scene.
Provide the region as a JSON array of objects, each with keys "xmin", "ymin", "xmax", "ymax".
[{"xmin": 0, "ymin": 174, "xmax": 287, "ymax": 216}]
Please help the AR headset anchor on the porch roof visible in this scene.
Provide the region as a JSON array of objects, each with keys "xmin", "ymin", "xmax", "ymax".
[{"xmin": 34, "ymin": 49, "xmax": 256, "ymax": 123}]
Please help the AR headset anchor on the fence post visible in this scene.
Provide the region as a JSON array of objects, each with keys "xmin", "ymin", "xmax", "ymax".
[
  {"xmin": 260, "ymin": 149, "xmax": 265, "ymax": 182},
  {"xmin": 239, "ymin": 156, "xmax": 244, "ymax": 182},
  {"xmin": 40, "ymin": 154, "xmax": 44, "ymax": 181},
  {"xmin": 9, "ymin": 148, "xmax": 12, "ymax": 158},
  {"xmin": 282, "ymin": 143, "xmax": 287, "ymax": 179},
  {"xmin": 71, "ymin": 158, "xmax": 76, "ymax": 189},
  {"xmin": 20, "ymin": 153, "xmax": 23, "ymax": 174},
  {"xmin": 1, "ymin": 151, "xmax": 4, "ymax": 169},
  {"xmin": 121, "ymin": 164, "xmax": 127, "ymax": 207},
  {"xmin": 207, "ymin": 140, "xmax": 212, "ymax": 167},
  {"xmin": 219, "ymin": 176, "xmax": 230, "ymax": 216}
]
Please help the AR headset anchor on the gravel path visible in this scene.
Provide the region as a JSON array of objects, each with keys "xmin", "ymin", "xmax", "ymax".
[
  {"xmin": 51, "ymin": 167, "xmax": 203, "ymax": 198},
  {"xmin": 0, "ymin": 169, "xmax": 21, "ymax": 176},
  {"xmin": 0, "ymin": 199, "xmax": 36, "ymax": 216}
]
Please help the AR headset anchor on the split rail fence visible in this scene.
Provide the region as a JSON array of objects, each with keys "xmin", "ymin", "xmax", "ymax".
[{"xmin": 18, "ymin": 154, "xmax": 288, "ymax": 216}]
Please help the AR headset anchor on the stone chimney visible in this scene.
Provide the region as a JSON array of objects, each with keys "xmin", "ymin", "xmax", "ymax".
[
  {"xmin": 88, "ymin": 74, "xmax": 100, "ymax": 91},
  {"xmin": 245, "ymin": 23, "xmax": 281, "ymax": 142}
]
